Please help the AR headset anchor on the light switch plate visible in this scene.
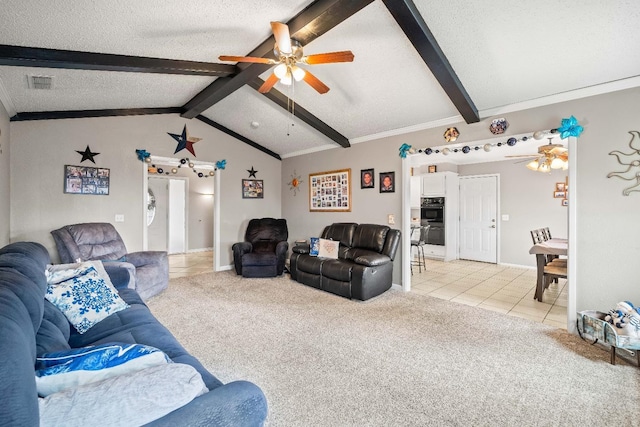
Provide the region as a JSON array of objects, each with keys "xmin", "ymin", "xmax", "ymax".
[
  {"xmin": 501, "ymin": 214, "xmax": 509, "ymax": 221},
  {"xmin": 388, "ymin": 214, "xmax": 395, "ymax": 225},
  {"xmin": 115, "ymin": 214, "xmax": 125, "ymax": 222}
]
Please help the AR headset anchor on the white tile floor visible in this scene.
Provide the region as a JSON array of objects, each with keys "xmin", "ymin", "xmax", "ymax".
[
  {"xmin": 168, "ymin": 251, "xmax": 214, "ymax": 279},
  {"xmin": 169, "ymin": 251, "xmax": 568, "ymax": 329},
  {"xmin": 411, "ymin": 258, "xmax": 568, "ymax": 329}
]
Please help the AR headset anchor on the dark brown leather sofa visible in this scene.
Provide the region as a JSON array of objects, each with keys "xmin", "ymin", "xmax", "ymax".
[{"xmin": 289, "ymin": 223, "xmax": 401, "ymax": 301}]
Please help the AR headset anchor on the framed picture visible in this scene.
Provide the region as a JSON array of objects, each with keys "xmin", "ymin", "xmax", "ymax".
[
  {"xmin": 553, "ymin": 191, "xmax": 565, "ymax": 198},
  {"xmin": 242, "ymin": 179, "xmax": 263, "ymax": 199},
  {"xmin": 555, "ymin": 182, "xmax": 566, "ymax": 192},
  {"xmin": 64, "ymin": 165, "xmax": 110, "ymax": 195},
  {"xmin": 428, "ymin": 165, "xmax": 437, "ymax": 173},
  {"xmin": 379, "ymin": 171, "xmax": 395, "ymax": 193},
  {"xmin": 562, "ymin": 198, "xmax": 568, "ymax": 207},
  {"xmin": 309, "ymin": 168, "xmax": 351, "ymax": 212},
  {"xmin": 361, "ymin": 168, "xmax": 374, "ymax": 189}
]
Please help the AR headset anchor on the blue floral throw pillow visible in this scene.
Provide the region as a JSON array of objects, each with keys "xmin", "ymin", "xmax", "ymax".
[{"xmin": 45, "ymin": 263, "xmax": 129, "ymax": 334}]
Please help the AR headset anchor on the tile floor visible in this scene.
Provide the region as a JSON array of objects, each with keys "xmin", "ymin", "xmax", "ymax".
[
  {"xmin": 168, "ymin": 251, "xmax": 568, "ymax": 329},
  {"xmin": 411, "ymin": 257, "xmax": 568, "ymax": 329},
  {"xmin": 168, "ymin": 251, "xmax": 214, "ymax": 279}
]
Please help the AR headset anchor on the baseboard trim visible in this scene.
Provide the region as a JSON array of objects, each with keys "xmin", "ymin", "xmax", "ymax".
[
  {"xmin": 217, "ymin": 264, "xmax": 233, "ymax": 272},
  {"xmin": 187, "ymin": 247, "xmax": 213, "ymax": 253}
]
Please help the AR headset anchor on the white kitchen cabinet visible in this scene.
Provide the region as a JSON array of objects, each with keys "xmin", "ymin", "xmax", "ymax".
[{"xmin": 421, "ymin": 173, "xmax": 445, "ymax": 196}]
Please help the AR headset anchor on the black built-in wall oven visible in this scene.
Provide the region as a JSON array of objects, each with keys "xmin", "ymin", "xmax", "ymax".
[{"xmin": 420, "ymin": 197, "xmax": 445, "ymax": 246}]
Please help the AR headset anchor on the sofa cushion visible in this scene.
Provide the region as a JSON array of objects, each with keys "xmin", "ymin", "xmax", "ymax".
[
  {"xmin": 297, "ymin": 256, "xmax": 324, "ymax": 275},
  {"xmin": 321, "ymin": 223, "xmax": 357, "ymax": 247},
  {"xmin": 36, "ymin": 300, "xmax": 72, "ymax": 355},
  {"xmin": 38, "ymin": 363, "xmax": 207, "ymax": 427},
  {"xmin": 352, "ymin": 224, "xmax": 390, "ymax": 253},
  {"xmin": 35, "ymin": 342, "xmax": 170, "ymax": 396},
  {"xmin": 321, "ymin": 259, "xmax": 352, "ymax": 282},
  {"xmin": 252, "ymin": 241, "xmax": 277, "ymax": 254},
  {"xmin": 45, "ymin": 263, "xmax": 129, "ymax": 334},
  {"xmin": 242, "ymin": 252, "xmax": 277, "ymax": 266}
]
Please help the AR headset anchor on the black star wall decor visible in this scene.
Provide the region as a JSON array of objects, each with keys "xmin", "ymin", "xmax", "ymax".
[
  {"xmin": 247, "ymin": 167, "xmax": 258, "ymax": 178},
  {"xmin": 76, "ymin": 145, "xmax": 100, "ymax": 163}
]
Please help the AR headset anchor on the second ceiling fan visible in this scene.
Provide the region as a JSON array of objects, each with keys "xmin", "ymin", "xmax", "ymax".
[{"xmin": 219, "ymin": 21, "xmax": 354, "ymax": 94}]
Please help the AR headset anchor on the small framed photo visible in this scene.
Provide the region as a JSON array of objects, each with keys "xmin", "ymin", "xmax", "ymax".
[
  {"xmin": 555, "ymin": 182, "xmax": 566, "ymax": 192},
  {"xmin": 562, "ymin": 198, "xmax": 568, "ymax": 207},
  {"xmin": 379, "ymin": 171, "xmax": 395, "ymax": 193},
  {"xmin": 428, "ymin": 165, "xmax": 437, "ymax": 174},
  {"xmin": 553, "ymin": 191, "xmax": 565, "ymax": 198},
  {"xmin": 361, "ymin": 168, "xmax": 374, "ymax": 189},
  {"xmin": 242, "ymin": 179, "xmax": 263, "ymax": 199}
]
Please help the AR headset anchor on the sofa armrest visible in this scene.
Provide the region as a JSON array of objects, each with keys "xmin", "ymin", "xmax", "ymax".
[
  {"xmin": 126, "ymin": 251, "xmax": 167, "ymax": 268},
  {"xmin": 103, "ymin": 261, "xmax": 136, "ymax": 290},
  {"xmin": 145, "ymin": 380, "xmax": 268, "ymax": 427},
  {"xmin": 292, "ymin": 244, "xmax": 310, "ymax": 254},
  {"xmin": 353, "ymin": 253, "xmax": 391, "ymax": 267}
]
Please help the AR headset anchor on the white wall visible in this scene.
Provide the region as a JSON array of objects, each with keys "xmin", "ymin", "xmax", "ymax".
[
  {"xmin": 0, "ymin": 102, "xmax": 9, "ymax": 246},
  {"xmin": 9, "ymin": 114, "xmax": 282, "ymax": 267},
  {"xmin": 282, "ymin": 86, "xmax": 640, "ymax": 312}
]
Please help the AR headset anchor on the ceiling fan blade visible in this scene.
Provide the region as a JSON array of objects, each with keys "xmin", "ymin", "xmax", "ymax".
[
  {"xmin": 219, "ymin": 55, "xmax": 274, "ymax": 64},
  {"xmin": 270, "ymin": 21, "xmax": 292, "ymax": 54},
  {"xmin": 303, "ymin": 51, "xmax": 354, "ymax": 64},
  {"xmin": 302, "ymin": 70, "xmax": 330, "ymax": 94},
  {"xmin": 258, "ymin": 73, "xmax": 280, "ymax": 94},
  {"xmin": 505, "ymin": 154, "xmax": 539, "ymax": 158}
]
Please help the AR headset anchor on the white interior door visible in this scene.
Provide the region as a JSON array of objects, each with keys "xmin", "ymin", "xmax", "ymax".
[
  {"xmin": 459, "ymin": 175, "xmax": 498, "ymax": 263},
  {"xmin": 168, "ymin": 179, "xmax": 186, "ymax": 254}
]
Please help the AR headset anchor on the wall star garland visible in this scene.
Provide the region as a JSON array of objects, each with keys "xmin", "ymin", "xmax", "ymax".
[
  {"xmin": 135, "ymin": 149, "xmax": 226, "ymax": 178},
  {"xmin": 398, "ymin": 116, "xmax": 583, "ymax": 159}
]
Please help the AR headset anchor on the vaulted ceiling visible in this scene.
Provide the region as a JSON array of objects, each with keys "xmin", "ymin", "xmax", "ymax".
[{"xmin": 1, "ymin": 0, "xmax": 639, "ymax": 159}]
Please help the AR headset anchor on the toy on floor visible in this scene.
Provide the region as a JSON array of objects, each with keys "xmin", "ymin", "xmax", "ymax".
[{"xmin": 605, "ymin": 301, "xmax": 640, "ymax": 337}]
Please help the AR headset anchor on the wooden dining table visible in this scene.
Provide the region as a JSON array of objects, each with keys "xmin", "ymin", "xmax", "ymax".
[{"xmin": 529, "ymin": 238, "xmax": 568, "ymax": 301}]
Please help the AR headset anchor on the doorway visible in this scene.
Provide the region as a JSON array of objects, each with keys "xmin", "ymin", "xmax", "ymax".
[
  {"xmin": 147, "ymin": 176, "xmax": 188, "ymax": 254},
  {"xmin": 458, "ymin": 175, "xmax": 498, "ymax": 263}
]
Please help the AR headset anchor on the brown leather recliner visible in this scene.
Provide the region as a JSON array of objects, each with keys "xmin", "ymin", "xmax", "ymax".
[{"xmin": 232, "ymin": 218, "xmax": 289, "ymax": 278}]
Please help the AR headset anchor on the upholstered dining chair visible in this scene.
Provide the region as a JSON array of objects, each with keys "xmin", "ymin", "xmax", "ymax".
[
  {"xmin": 51, "ymin": 222, "xmax": 169, "ymax": 300},
  {"xmin": 232, "ymin": 218, "xmax": 289, "ymax": 278}
]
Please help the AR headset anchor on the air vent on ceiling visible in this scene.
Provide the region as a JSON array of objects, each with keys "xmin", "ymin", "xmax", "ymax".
[{"xmin": 27, "ymin": 75, "xmax": 54, "ymax": 90}]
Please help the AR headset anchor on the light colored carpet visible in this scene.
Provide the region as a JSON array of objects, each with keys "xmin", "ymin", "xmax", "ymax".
[{"xmin": 147, "ymin": 272, "xmax": 640, "ymax": 426}]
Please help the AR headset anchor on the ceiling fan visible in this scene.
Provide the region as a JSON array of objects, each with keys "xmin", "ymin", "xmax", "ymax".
[
  {"xmin": 219, "ymin": 21, "xmax": 354, "ymax": 94},
  {"xmin": 506, "ymin": 138, "xmax": 568, "ymax": 172}
]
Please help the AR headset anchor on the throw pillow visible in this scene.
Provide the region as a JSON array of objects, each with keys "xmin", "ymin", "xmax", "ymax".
[
  {"xmin": 45, "ymin": 262, "xmax": 129, "ymax": 334},
  {"xmin": 309, "ymin": 237, "xmax": 320, "ymax": 256},
  {"xmin": 318, "ymin": 238, "xmax": 339, "ymax": 259},
  {"xmin": 38, "ymin": 363, "xmax": 208, "ymax": 427},
  {"xmin": 35, "ymin": 342, "xmax": 171, "ymax": 397}
]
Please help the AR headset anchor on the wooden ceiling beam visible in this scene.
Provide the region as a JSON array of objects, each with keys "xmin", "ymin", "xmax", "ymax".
[
  {"xmin": 381, "ymin": 0, "xmax": 480, "ymax": 124},
  {"xmin": 0, "ymin": 44, "xmax": 237, "ymax": 77},
  {"xmin": 181, "ymin": 0, "xmax": 375, "ymax": 149}
]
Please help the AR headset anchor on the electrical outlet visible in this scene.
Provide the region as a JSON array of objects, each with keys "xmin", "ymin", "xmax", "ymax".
[
  {"xmin": 388, "ymin": 214, "xmax": 395, "ymax": 225},
  {"xmin": 115, "ymin": 214, "xmax": 125, "ymax": 222}
]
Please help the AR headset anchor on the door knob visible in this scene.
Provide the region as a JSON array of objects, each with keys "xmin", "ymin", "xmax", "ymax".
[{"xmin": 490, "ymin": 225, "xmax": 496, "ymax": 228}]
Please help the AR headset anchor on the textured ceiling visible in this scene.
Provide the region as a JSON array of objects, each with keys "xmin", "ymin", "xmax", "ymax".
[{"xmin": 1, "ymin": 0, "xmax": 639, "ymax": 158}]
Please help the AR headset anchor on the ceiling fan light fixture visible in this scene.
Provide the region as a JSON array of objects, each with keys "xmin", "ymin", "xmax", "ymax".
[
  {"xmin": 538, "ymin": 161, "xmax": 551, "ymax": 173},
  {"xmin": 550, "ymin": 157, "xmax": 565, "ymax": 169},
  {"xmin": 526, "ymin": 159, "xmax": 539, "ymax": 171},
  {"xmin": 273, "ymin": 63, "xmax": 288, "ymax": 79},
  {"xmin": 280, "ymin": 70, "xmax": 292, "ymax": 86},
  {"xmin": 291, "ymin": 65, "xmax": 305, "ymax": 81}
]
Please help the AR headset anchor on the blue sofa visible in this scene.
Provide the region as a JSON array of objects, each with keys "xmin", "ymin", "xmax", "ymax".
[{"xmin": 0, "ymin": 241, "xmax": 267, "ymax": 426}]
